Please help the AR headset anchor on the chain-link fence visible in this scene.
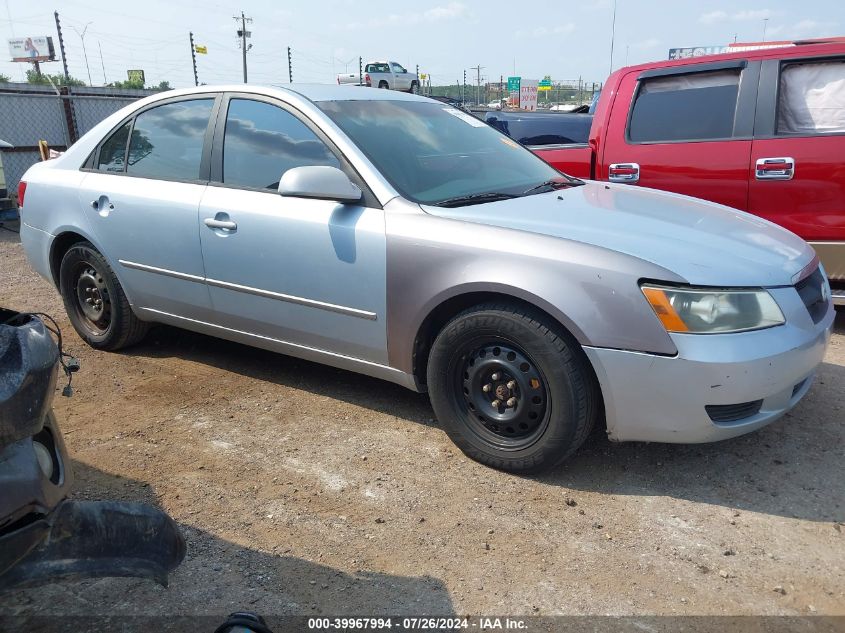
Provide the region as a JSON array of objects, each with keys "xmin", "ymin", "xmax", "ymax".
[
  {"xmin": 0, "ymin": 82, "xmax": 155, "ymax": 202},
  {"xmin": 425, "ymin": 79, "xmax": 603, "ymax": 109}
]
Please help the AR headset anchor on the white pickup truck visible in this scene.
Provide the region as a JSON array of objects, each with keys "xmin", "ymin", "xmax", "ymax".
[{"xmin": 337, "ymin": 60, "xmax": 420, "ymax": 93}]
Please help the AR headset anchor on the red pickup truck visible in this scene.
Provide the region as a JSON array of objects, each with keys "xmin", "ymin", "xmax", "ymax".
[{"xmin": 531, "ymin": 40, "xmax": 845, "ymax": 301}]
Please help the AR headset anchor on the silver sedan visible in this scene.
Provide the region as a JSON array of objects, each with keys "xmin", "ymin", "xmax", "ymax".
[{"xmin": 18, "ymin": 85, "xmax": 835, "ymax": 472}]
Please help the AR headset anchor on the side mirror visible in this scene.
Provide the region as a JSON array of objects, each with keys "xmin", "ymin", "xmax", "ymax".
[{"xmin": 278, "ymin": 166, "xmax": 362, "ymax": 203}]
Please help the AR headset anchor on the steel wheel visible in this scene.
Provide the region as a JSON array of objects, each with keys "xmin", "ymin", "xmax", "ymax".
[
  {"xmin": 454, "ymin": 339, "xmax": 551, "ymax": 451},
  {"xmin": 70, "ymin": 261, "xmax": 113, "ymax": 336}
]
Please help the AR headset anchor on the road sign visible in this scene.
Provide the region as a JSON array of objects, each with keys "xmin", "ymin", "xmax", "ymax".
[
  {"xmin": 539, "ymin": 75, "xmax": 552, "ymax": 91},
  {"xmin": 127, "ymin": 69, "xmax": 145, "ymax": 84},
  {"xmin": 507, "ymin": 76, "xmax": 521, "ymax": 92},
  {"xmin": 194, "ymin": 45, "xmax": 207, "ymax": 55}
]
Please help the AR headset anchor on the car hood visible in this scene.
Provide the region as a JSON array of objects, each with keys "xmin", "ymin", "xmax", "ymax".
[{"xmin": 422, "ymin": 181, "xmax": 815, "ymax": 287}]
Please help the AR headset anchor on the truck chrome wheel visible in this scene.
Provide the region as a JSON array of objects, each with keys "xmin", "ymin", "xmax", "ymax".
[
  {"xmin": 71, "ymin": 262, "xmax": 112, "ymax": 335},
  {"xmin": 456, "ymin": 340, "xmax": 550, "ymax": 449}
]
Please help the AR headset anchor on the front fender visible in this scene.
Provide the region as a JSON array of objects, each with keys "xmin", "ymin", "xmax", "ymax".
[{"xmin": 385, "ymin": 209, "xmax": 681, "ymax": 375}]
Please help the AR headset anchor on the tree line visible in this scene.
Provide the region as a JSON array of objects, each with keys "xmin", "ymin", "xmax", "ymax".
[{"xmin": 0, "ymin": 70, "xmax": 171, "ymax": 91}]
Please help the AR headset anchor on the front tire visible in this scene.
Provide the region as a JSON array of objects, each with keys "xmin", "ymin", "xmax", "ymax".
[
  {"xmin": 59, "ymin": 242, "xmax": 149, "ymax": 350},
  {"xmin": 410, "ymin": 81, "xmax": 420, "ymax": 94},
  {"xmin": 427, "ymin": 303, "xmax": 597, "ymax": 473}
]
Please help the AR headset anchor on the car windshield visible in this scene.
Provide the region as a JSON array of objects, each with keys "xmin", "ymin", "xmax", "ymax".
[{"xmin": 317, "ymin": 99, "xmax": 569, "ymax": 206}]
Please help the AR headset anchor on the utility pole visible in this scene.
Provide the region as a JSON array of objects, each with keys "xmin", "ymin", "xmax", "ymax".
[
  {"xmin": 98, "ymin": 41, "xmax": 106, "ymax": 84},
  {"xmin": 359, "ymin": 56, "xmax": 362, "ymax": 85},
  {"xmin": 471, "ymin": 65, "xmax": 483, "ymax": 106},
  {"xmin": 287, "ymin": 47, "xmax": 293, "ymax": 83},
  {"xmin": 71, "ymin": 22, "xmax": 93, "ymax": 86},
  {"xmin": 762, "ymin": 18, "xmax": 769, "ymax": 42},
  {"xmin": 54, "ymin": 12, "xmax": 70, "ymax": 81},
  {"xmin": 234, "ymin": 11, "xmax": 252, "ymax": 83},
  {"xmin": 189, "ymin": 32, "xmax": 199, "ymax": 86},
  {"xmin": 462, "ymin": 69, "xmax": 466, "ymax": 104}
]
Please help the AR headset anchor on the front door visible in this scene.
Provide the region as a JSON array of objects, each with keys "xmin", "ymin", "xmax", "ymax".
[
  {"xmin": 79, "ymin": 96, "xmax": 217, "ymax": 320},
  {"xmin": 198, "ymin": 96, "xmax": 388, "ymax": 363}
]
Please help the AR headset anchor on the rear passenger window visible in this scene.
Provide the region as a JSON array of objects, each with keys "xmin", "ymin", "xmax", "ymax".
[
  {"xmin": 222, "ymin": 99, "xmax": 340, "ymax": 190},
  {"xmin": 778, "ymin": 60, "xmax": 845, "ymax": 135},
  {"xmin": 126, "ymin": 99, "xmax": 214, "ymax": 181},
  {"xmin": 97, "ymin": 121, "xmax": 131, "ymax": 172},
  {"xmin": 628, "ymin": 69, "xmax": 741, "ymax": 142}
]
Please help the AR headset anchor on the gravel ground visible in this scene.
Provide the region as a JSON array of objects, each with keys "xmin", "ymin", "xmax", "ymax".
[{"xmin": 1, "ymin": 223, "xmax": 843, "ymax": 620}]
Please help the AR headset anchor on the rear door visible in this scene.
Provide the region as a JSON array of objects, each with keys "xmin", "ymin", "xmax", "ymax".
[
  {"xmin": 197, "ymin": 94, "xmax": 388, "ymax": 363},
  {"xmin": 749, "ymin": 56, "xmax": 845, "ymax": 281},
  {"xmin": 601, "ymin": 60, "xmax": 758, "ymax": 211},
  {"xmin": 79, "ymin": 95, "xmax": 219, "ymax": 320}
]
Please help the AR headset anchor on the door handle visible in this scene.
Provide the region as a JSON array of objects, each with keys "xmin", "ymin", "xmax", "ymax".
[
  {"xmin": 608, "ymin": 163, "xmax": 640, "ymax": 184},
  {"xmin": 755, "ymin": 157, "xmax": 795, "ymax": 181},
  {"xmin": 204, "ymin": 217, "xmax": 238, "ymax": 231}
]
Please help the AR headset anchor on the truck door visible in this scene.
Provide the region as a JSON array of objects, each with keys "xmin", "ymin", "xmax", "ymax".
[
  {"xmin": 749, "ymin": 57, "xmax": 845, "ymax": 282},
  {"xmin": 601, "ymin": 60, "xmax": 758, "ymax": 212},
  {"xmin": 390, "ymin": 63, "xmax": 410, "ymax": 91}
]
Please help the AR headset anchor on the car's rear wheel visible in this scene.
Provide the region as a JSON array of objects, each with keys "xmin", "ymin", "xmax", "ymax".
[
  {"xmin": 59, "ymin": 242, "xmax": 149, "ymax": 350},
  {"xmin": 378, "ymin": 81, "xmax": 389, "ymax": 89},
  {"xmin": 427, "ymin": 303, "xmax": 597, "ymax": 473}
]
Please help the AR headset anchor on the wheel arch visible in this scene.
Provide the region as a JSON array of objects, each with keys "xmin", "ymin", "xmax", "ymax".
[
  {"xmin": 48, "ymin": 229, "xmax": 137, "ymax": 307},
  {"xmin": 410, "ymin": 288, "xmax": 596, "ymax": 385}
]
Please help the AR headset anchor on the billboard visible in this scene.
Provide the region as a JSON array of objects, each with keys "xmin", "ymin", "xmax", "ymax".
[
  {"xmin": 8, "ymin": 36, "xmax": 55, "ymax": 63},
  {"xmin": 127, "ymin": 69, "xmax": 146, "ymax": 84}
]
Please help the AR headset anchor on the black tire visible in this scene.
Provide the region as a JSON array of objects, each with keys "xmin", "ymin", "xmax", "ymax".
[
  {"xmin": 409, "ymin": 81, "xmax": 419, "ymax": 94},
  {"xmin": 58, "ymin": 241, "xmax": 149, "ymax": 350},
  {"xmin": 427, "ymin": 303, "xmax": 597, "ymax": 473},
  {"xmin": 378, "ymin": 81, "xmax": 389, "ymax": 89}
]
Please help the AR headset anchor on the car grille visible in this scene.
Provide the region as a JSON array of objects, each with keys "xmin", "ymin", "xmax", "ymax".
[
  {"xmin": 795, "ymin": 267, "xmax": 829, "ymax": 324},
  {"xmin": 705, "ymin": 400, "xmax": 764, "ymax": 424}
]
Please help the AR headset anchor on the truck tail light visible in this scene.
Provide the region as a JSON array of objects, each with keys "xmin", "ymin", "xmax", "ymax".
[
  {"xmin": 364, "ymin": 73, "xmax": 371, "ymax": 87},
  {"xmin": 17, "ymin": 181, "xmax": 27, "ymax": 208}
]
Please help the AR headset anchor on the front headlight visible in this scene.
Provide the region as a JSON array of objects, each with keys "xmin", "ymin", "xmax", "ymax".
[{"xmin": 641, "ymin": 284, "xmax": 785, "ymax": 334}]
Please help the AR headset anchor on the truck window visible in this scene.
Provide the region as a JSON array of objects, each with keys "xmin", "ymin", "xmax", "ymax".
[
  {"xmin": 628, "ymin": 69, "xmax": 741, "ymax": 143},
  {"xmin": 777, "ymin": 60, "xmax": 845, "ymax": 135}
]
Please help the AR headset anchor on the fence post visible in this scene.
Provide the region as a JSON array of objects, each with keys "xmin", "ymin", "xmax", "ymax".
[{"xmin": 59, "ymin": 86, "xmax": 78, "ymax": 145}]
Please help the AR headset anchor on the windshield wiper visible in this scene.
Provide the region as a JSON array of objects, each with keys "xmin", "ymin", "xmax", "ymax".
[
  {"xmin": 434, "ymin": 192, "xmax": 519, "ymax": 208},
  {"xmin": 522, "ymin": 176, "xmax": 585, "ymax": 195}
]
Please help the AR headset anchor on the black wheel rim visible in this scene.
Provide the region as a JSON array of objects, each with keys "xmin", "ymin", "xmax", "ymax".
[
  {"xmin": 71, "ymin": 260, "xmax": 112, "ymax": 336},
  {"xmin": 453, "ymin": 339, "xmax": 550, "ymax": 450}
]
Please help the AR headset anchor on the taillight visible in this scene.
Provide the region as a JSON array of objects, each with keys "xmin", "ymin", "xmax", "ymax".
[
  {"xmin": 17, "ymin": 181, "xmax": 27, "ymax": 207},
  {"xmin": 365, "ymin": 73, "xmax": 371, "ymax": 86}
]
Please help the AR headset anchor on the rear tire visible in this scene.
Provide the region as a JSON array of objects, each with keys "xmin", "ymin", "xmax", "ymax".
[
  {"xmin": 59, "ymin": 241, "xmax": 149, "ymax": 351},
  {"xmin": 427, "ymin": 303, "xmax": 597, "ymax": 473},
  {"xmin": 378, "ymin": 81, "xmax": 389, "ymax": 89}
]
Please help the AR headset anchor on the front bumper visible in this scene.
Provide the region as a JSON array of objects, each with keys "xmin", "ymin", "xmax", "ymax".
[{"xmin": 584, "ymin": 287, "xmax": 835, "ymax": 444}]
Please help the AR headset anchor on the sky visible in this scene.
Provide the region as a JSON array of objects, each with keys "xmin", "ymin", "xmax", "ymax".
[{"xmin": 1, "ymin": 0, "xmax": 843, "ymax": 89}]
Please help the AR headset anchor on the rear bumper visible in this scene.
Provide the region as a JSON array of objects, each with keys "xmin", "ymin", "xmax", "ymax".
[
  {"xmin": 584, "ymin": 287, "xmax": 835, "ymax": 444},
  {"xmin": 809, "ymin": 241, "xmax": 845, "ymax": 287},
  {"xmin": 19, "ymin": 221, "xmax": 55, "ymax": 285}
]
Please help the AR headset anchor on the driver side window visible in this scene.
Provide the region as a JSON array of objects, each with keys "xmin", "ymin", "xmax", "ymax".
[{"xmin": 222, "ymin": 98, "xmax": 340, "ymax": 190}]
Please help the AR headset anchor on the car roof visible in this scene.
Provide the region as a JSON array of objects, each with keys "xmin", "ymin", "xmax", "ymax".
[
  {"xmin": 618, "ymin": 39, "xmax": 845, "ymax": 76},
  {"xmin": 136, "ymin": 83, "xmax": 429, "ymax": 105}
]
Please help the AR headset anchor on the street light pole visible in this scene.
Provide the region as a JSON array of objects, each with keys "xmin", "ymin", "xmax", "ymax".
[
  {"xmin": 72, "ymin": 22, "xmax": 93, "ymax": 85},
  {"xmin": 609, "ymin": 0, "xmax": 617, "ymax": 76}
]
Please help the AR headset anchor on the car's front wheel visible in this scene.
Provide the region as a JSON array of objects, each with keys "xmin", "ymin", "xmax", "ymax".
[
  {"xmin": 427, "ymin": 303, "xmax": 598, "ymax": 473},
  {"xmin": 59, "ymin": 241, "xmax": 149, "ymax": 350}
]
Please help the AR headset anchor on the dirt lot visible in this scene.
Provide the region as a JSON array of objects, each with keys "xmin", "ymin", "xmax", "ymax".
[{"xmin": 1, "ymin": 223, "xmax": 843, "ymax": 620}]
